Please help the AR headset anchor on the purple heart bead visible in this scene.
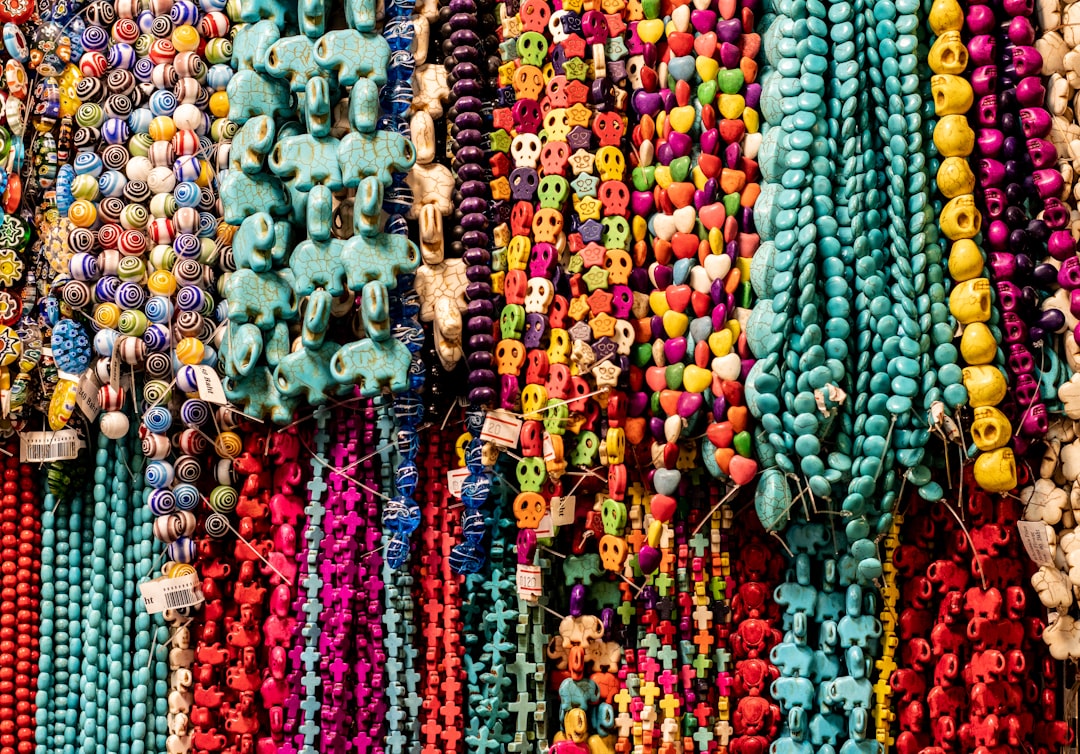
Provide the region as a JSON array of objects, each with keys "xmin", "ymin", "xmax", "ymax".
[
  {"xmin": 712, "ymin": 395, "xmax": 728, "ymax": 422},
  {"xmin": 701, "ymin": 127, "xmax": 720, "ymax": 155},
  {"xmin": 628, "ymin": 390, "xmax": 649, "ymax": 416},
  {"xmin": 719, "ymin": 42, "xmax": 741, "ymax": 69},
  {"xmin": 711, "ymin": 278, "xmax": 727, "ymax": 305},
  {"xmin": 649, "ymin": 416, "xmax": 666, "ymax": 442},
  {"xmin": 691, "ymin": 9, "xmax": 717, "ymax": 33},
  {"xmin": 659, "ymin": 88, "xmax": 676, "ymax": 111},
  {"xmin": 652, "ymin": 263, "xmax": 674, "ymax": 289},
  {"xmin": 650, "ymin": 314, "xmax": 664, "ymax": 340},
  {"xmin": 657, "ymin": 141, "xmax": 674, "ymax": 166},
  {"xmin": 665, "ymin": 337, "xmax": 687, "ymax": 363},
  {"xmin": 668, "ymin": 131, "xmax": 692, "ymax": 157},
  {"xmin": 637, "ymin": 545, "xmax": 661, "ymax": 574},
  {"xmin": 716, "ymin": 18, "xmax": 741, "ymax": 43},
  {"xmin": 712, "ymin": 303, "xmax": 728, "ymax": 330},
  {"xmin": 677, "ymin": 391, "xmax": 703, "ymax": 418},
  {"xmin": 632, "ymin": 89, "xmax": 663, "ymax": 116},
  {"xmin": 694, "ymin": 189, "xmax": 711, "ymax": 210},
  {"xmin": 632, "ymin": 190, "xmax": 655, "ymax": 216},
  {"xmin": 745, "ymin": 82, "xmax": 761, "ymax": 109},
  {"xmin": 725, "ymin": 142, "xmax": 741, "ymax": 167}
]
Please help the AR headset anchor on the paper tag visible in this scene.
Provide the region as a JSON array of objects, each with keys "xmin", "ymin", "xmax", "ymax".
[
  {"xmin": 20, "ymin": 430, "xmax": 83, "ymax": 463},
  {"xmin": 139, "ymin": 573, "xmax": 204, "ymax": 615},
  {"xmin": 480, "ymin": 409, "xmax": 522, "ymax": 447},
  {"xmin": 446, "ymin": 468, "xmax": 469, "ymax": 498},
  {"xmin": 543, "ymin": 433, "xmax": 556, "ymax": 462},
  {"xmin": 516, "ymin": 563, "xmax": 542, "ymax": 601},
  {"xmin": 108, "ymin": 340, "xmax": 123, "ymax": 390},
  {"xmin": 76, "ymin": 371, "xmax": 101, "ymax": 421},
  {"xmin": 550, "ymin": 494, "xmax": 575, "ymax": 527},
  {"xmin": 1017, "ymin": 521, "xmax": 1055, "ymax": 566},
  {"xmin": 535, "ymin": 511, "xmax": 554, "ymax": 538},
  {"xmin": 189, "ymin": 365, "xmax": 228, "ymax": 404}
]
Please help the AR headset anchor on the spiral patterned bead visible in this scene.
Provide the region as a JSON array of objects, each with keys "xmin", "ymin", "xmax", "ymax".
[
  {"xmin": 173, "ymin": 455, "xmax": 201, "ymax": 483},
  {"xmin": 147, "ymin": 488, "xmax": 176, "ymax": 515},
  {"xmin": 203, "ymin": 512, "xmax": 229, "ymax": 538},
  {"xmin": 179, "ymin": 399, "xmax": 210, "ymax": 427},
  {"xmin": 144, "ymin": 460, "xmax": 174, "ymax": 488},
  {"xmin": 207, "ymin": 485, "xmax": 236, "ymax": 513},
  {"xmin": 142, "ymin": 405, "xmax": 173, "ymax": 433},
  {"xmin": 171, "ymin": 483, "xmax": 200, "ymax": 511},
  {"xmin": 145, "ymin": 352, "xmax": 173, "ymax": 379}
]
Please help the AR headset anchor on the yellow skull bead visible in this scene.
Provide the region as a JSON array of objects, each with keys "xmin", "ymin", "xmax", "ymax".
[
  {"xmin": 970, "ymin": 406, "xmax": 1012, "ymax": 451},
  {"xmin": 949, "ymin": 278, "xmax": 993, "ymax": 324},
  {"xmin": 973, "ymin": 447, "xmax": 1017, "ymax": 492},
  {"xmin": 933, "ymin": 115, "xmax": 975, "ymax": 157},
  {"xmin": 959, "ymin": 322, "xmax": 996, "ymax": 365},
  {"xmin": 947, "ymin": 238, "xmax": 984, "ymax": 281},
  {"xmin": 962, "ymin": 365, "xmax": 1007, "ymax": 407},
  {"xmin": 931, "ymin": 74, "xmax": 974, "ymax": 116},
  {"xmin": 928, "ymin": 32, "xmax": 969, "ymax": 74},
  {"xmin": 937, "ymin": 158, "xmax": 976, "ymax": 199},
  {"xmin": 929, "ymin": 0, "xmax": 965, "ymax": 34},
  {"xmin": 939, "ymin": 195, "xmax": 981, "ymax": 240}
]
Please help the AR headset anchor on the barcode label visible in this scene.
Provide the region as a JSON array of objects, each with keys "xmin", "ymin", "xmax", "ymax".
[
  {"xmin": 20, "ymin": 430, "xmax": 82, "ymax": 462},
  {"xmin": 140, "ymin": 574, "xmax": 204, "ymax": 614}
]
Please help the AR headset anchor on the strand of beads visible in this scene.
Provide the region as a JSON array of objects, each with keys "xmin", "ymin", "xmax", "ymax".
[
  {"xmin": 292, "ymin": 406, "xmax": 328, "ymax": 754},
  {"xmin": 927, "ymin": 0, "xmax": 1007, "ymax": 490},
  {"xmin": 0, "ymin": 449, "xmax": 39, "ymax": 754},
  {"xmin": 373, "ymin": 397, "xmax": 419, "ymax": 754},
  {"xmin": 353, "ymin": 402, "xmax": 386, "ymax": 752},
  {"xmin": 965, "ymin": 0, "xmax": 1054, "ymax": 470},
  {"xmin": 416, "ymin": 426, "xmax": 463, "ymax": 754},
  {"xmin": 728, "ymin": 520, "xmax": 782, "ymax": 752}
]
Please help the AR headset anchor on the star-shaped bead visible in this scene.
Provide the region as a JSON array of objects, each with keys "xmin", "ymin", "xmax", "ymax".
[
  {"xmin": 589, "ymin": 312, "xmax": 617, "ymax": 337},
  {"xmin": 571, "ymin": 172, "xmax": 599, "ymax": 197},
  {"xmin": 566, "ymin": 103, "xmax": 592, "ymax": 128},
  {"xmin": 568, "ymin": 149, "xmax": 596, "ymax": 176},
  {"xmin": 567, "ymin": 296, "xmax": 591, "ymax": 322},
  {"xmin": 563, "ymin": 57, "xmax": 588, "ymax": 82},
  {"xmin": 574, "ymin": 194, "xmax": 602, "ymax": 221},
  {"xmin": 582, "ymin": 264, "xmax": 609, "ymax": 292}
]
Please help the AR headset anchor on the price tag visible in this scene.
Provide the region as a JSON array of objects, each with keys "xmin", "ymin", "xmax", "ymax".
[
  {"xmin": 108, "ymin": 340, "xmax": 123, "ymax": 390},
  {"xmin": 446, "ymin": 468, "xmax": 469, "ymax": 498},
  {"xmin": 76, "ymin": 371, "xmax": 101, "ymax": 421},
  {"xmin": 1017, "ymin": 521, "xmax": 1055, "ymax": 566},
  {"xmin": 535, "ymin": 511, "xmax": 554, "ymax": 538},
  {"xmin": 189, "ymin": 365, "xmax": 228, "ymax": 404},
  {"xmin": 480, "ymin": 409, "xmax": 522, "ymax": 447},
  {"xmin": 550, "ymin": 495, "xmax": 575, "ymax": 527},
  {"xmin": 543, "ymin": 432, "xmax": 556, "ymax": 462},
  {"xmin": 139, "ymin": 573, "xmax": 204, "ymax": 615},
  {"xmin": 20, "ymin": 430, "xmax": 83, "ymax": 463},
  {"xmin": 516, "ymin": 563, "xmax": 542, "ymax": 601}
]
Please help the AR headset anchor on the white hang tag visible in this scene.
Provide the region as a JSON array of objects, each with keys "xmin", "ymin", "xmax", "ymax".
[
  {"xmin": 480, "ymin": 409, "xmax": 522, "ymax": 448},
  {"xmin": 543, "ymin": 433, "xmax": 556, "ymax": 462},
  {"xmin": 446, "ymin": 468, "xmax": 469, "ymax": 498},
  {"xmin": 76, "ymin": 371, "xmax": 101, "ymax": 421},
  {"xmin": 535, "ymin": 511, "xmax": 554, "ymax": 539},
  {"xmin": 550, "ymin": 495, "xmax": 575, "ymax": 527},
  {"xmin": 139, "ymin": 573, "xmax": 204, "ymax": 615},
  {"xmin": 516, "ymin": 563, "xmax": 542, "ymax": 601},
  {"xmin": 189, "ymin": 365, "xmax": 228, "ymax": 404},
  {"xmin": 1017, "ymin": 521, "xmax": 1055, "ymax": 566}
]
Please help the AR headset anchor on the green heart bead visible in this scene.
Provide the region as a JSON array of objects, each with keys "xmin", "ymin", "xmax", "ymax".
[
  {"xmin": 669, "ymin": 156, "xmax": 691, "ymax": 183},
  {"xmin": 733, "ymin": 431, "xmax": 752, "ymax": 458},
  {"xmin": 649, "ymin": 392, "xmax": 662, "ymax": 415},
  {"xmin": 633, "ymin": 166, "xmax": 656, "ymax": 191},
  {"xmin": 697, "ymin": 80, "xmax": 717, "ymax": 105},
  {"xmin": 717, "ymin": 68, "xmax": 744, "ymax": 94},
  {"xmin": 642, "ymin": 0, "xmax": 661, "ymax": 18},
  {"xmin": 665, "ymin": 363, "xmax": 685, "ymax": 390},
  {"xmin": 723, "ymin": 192, "xmax": 741, "ymax": 217},
  {"xmin": 633, "ymin": 343, "xmax": 653, "ymax": 368}
]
